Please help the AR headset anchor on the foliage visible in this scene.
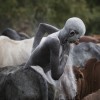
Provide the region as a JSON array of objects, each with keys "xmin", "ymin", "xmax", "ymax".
[{"xmin": 0, "ymin": 0, "xmax": 100, "ymax": 35}]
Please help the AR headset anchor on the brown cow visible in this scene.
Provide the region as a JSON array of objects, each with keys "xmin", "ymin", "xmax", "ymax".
[
  {"xmin": 79, "ymin": 36, "xmax": 100, "ymax": 43},
  {"xmin": 92, "ymin": 35, "xmax": 100, "ymax": 40},
  {"xmin": 82, "ymin": 89, "xmax": 100, "ymax": 100},
  {"xmin": 74, "ymin": 58, "xmax": 100, "ymax": 100},
  {"xmin": 73, "ymin": 66, "xmax": 84, "ymax": 100}
]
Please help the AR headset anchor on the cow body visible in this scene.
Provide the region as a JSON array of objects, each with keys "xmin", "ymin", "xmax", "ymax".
[
  {"xmin": 0, "ymin": 36, "xmax": 34, "ymax": 67},
  {"xmin": 0, "ymin": 65, "xmax": 50, "ymax": 100},
  {"xmin": 68, "ymin": 42, "xmax": 100, "ymax": 67},
  {"xmin": 74, "ymin": 58, "xmax": 100, "ymax": 99},
  {"xmin": 82, "ymin": 89, "xmax": 100, "ymax": 100}
]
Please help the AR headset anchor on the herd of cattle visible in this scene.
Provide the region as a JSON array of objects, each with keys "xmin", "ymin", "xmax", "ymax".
[{"xmin": 0, "ymin": 27, "xmax": 100, "ymax": 100}]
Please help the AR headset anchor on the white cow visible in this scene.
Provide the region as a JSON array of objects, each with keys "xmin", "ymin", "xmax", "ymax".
[
  {"xmin": 0, "ymin": 36, "xmax": 47, "ymax": 67},
  {"xmin": 0, "ymin": 36, "xmax": 34, "ymax": 67}
]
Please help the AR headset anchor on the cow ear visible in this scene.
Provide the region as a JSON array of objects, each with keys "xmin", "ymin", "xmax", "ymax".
[
  {"xmin": 73, "ymin": 67, "xmax": 84, "ymax": 79},
  {"xmin": 79, "ymin": 72, "xmax": 84, "ymax": 79},
  {"xmin": 76, "ymin": 69, "xmax": 84, "ymax": 79}
]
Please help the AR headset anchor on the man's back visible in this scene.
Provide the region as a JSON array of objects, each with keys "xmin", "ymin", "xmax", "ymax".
[
  {"xmin": 27, "ymin": 34, "xmax": 60, "ymax": 72},
  {"xmin": 31, "ymin": 39, "xmax": 50, "ymax": 69}
]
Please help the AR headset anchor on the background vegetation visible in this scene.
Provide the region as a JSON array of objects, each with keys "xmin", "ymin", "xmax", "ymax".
[{"xmin": 0, "ymin": 0, "xmax": 100, "ymax": 36}]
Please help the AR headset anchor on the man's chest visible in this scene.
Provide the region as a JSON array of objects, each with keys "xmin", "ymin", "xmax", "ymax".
[{"xmin": 59, "ymin": 44, "xmax": 70, "ymax": 57}]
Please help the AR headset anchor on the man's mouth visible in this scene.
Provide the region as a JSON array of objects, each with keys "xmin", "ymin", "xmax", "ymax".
[
  {"xmin": 69, "ymin": 40, "xmax": 79, "ymax": 45},
  {"xmin": 74, "ymin": 40, "xmax": 79, "ymax": 45}
]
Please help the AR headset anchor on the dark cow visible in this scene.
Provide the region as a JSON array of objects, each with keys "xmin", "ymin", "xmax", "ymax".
[
  {"xmin": 1, "ymin": 28, "xmax": 30, "ymax": 40},
  {"xmin": 0, "ymin": 65, "xmax": 56, "ymax": 100}
]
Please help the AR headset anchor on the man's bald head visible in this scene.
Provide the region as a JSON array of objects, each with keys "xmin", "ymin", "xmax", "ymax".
[
  {"xmin": 59, "ymin": 17, "xmax": 86, "ymax": 44},
  {"xmin": 64, "ymin": 17, "xmax": 86, "ymax": 36}
]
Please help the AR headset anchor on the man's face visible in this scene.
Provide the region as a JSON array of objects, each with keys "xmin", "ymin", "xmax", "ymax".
[{"xmin": 67, "ymin": 29, "xmax": 82, "ymax": 44}]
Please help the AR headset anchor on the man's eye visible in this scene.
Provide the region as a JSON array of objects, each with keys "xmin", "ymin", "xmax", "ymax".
[{"xmin": 70, "ymin": 31, "xmax": 75, "ymax": 37}]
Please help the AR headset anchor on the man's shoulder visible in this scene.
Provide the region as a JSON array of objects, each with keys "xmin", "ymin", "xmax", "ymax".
[
  {"xmin": 47, "ymin": 32, "xmax": 59, "ymax": 42},
  {"xmin": 44, "ymin": 36, "xmax": 60, "ymax": 50},
  {"xmin": 46, "ymin": 36, "xmax": 59, "ymax": 44}
]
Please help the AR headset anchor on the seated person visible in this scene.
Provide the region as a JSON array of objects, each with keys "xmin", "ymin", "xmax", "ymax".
[{"xmin": 25, "ymin": 17, "xmax": 86, "ymax": 80}]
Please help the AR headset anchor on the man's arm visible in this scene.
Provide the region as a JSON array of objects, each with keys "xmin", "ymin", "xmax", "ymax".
[
  {"xmin": 48, "ymin": 38, "xmax": 67, "ymax": 80},
  {"xmin": 33, "ymin": 23, "xmax": 59, "ymax": 50}
]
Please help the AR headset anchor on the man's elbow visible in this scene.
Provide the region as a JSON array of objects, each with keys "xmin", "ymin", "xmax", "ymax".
[{"xmin": 51, "ymin": 73, "xmax": 62, "ymax": 80}]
